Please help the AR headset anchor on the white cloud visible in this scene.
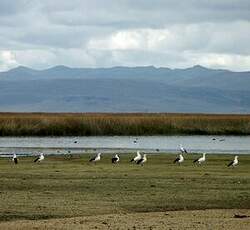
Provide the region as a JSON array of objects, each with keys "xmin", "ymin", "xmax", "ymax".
[
  {"xmin": 88, "ymin": 31, "xmax": 143, "ymax": 50},
  {"xmin": 86, "ymin": 21, "xmax": 250, "ymax": 71},
  {"xmin": 0, "ymin": 1, "xmax": 250, "ymax": 71},
  {"xmin": 188, "ymin": 52, "xmax": 250, "ymax": 71},
  {"xmin": 13, "ymin": 48, "xmax": 97, "ymax": 69},
  {"xmin": 14, "ymin": 49, "xmax": 56, "ymax": 69},
  {"xmin": 0, "ymin": 50, "xmax": 18, "ymax": 71},
  {"xmin": 87, "ymin": 21, "xmax": 250, "ymax": 53}
]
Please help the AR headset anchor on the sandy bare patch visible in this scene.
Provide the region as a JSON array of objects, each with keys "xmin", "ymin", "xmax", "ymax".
[{"xmin": 0, "ymin": 209, "xmax": 249, "ymax": 230}]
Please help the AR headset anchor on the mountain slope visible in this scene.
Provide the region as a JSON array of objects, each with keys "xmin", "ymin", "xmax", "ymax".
[{"xmin": 0, "ymin": 65, "xmax": 249, "ymax": 113}]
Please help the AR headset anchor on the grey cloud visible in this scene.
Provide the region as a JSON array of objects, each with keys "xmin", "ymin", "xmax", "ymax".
[
  {"xmin": 0, "ymin": 0, "xmax": 31, "ymax": 15},
  {"xmin": 0, "ymin": 0, "xmax": 249, "ymax": 71},
  {"xmin": 4, "ymin": 0, "xmax": 248, "ymax": 28}
]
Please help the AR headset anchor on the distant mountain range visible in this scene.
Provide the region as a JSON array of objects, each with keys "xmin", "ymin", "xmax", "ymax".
[{"xmin": 0, "ymin": 65, "xmax": 250, "ymax": 113}]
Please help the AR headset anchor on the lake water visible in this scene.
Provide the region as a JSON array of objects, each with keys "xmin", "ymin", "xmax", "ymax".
[{"xmin": 0, "ymin": 135, "xmax": 249, "ymax": 157}]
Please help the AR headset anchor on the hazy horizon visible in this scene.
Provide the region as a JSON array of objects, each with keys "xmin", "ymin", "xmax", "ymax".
[{"xmin": 1, "ymin": 64, "xmax": 250, "ymax": 73}]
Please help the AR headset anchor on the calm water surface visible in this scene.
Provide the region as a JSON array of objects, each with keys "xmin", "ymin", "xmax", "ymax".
[{"xmin": 0, "ymin": 136, "xmax": 249, "ymax": 156}]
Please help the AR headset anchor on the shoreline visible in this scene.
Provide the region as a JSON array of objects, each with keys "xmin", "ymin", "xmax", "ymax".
[
  {"xmin": 0, "ymin": 148, "xmax": 250, "ymax": 157},
  {"xmin": 0, "ymin": 135, "xmax": 250, "ymax": 156}
]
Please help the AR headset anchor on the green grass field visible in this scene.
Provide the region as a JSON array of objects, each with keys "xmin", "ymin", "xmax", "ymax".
[{"xmin": 0, "ymin": 153, "xmax": 249, "ymax": 222}]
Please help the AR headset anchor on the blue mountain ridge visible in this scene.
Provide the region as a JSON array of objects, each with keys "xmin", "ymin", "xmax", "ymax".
[{"xmin": 0, "ymin": 65, "xmax": 249, "ymax": 113}]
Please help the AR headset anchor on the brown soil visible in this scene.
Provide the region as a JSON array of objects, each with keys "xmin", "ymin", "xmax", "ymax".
[{"xmin": 0, "ymin": 209, "xmax": 249, "ymax": 230}]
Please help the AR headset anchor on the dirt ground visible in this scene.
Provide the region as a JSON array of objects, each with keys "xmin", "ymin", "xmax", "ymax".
[{"xmin": 0, "ymin": 209, "xmax": 249, "ymax": 230}]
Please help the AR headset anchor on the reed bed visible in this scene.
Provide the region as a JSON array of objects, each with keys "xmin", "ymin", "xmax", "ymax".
[{"xmin": 0, "ymin": 112, "xmax": 249, "ymax": 136}]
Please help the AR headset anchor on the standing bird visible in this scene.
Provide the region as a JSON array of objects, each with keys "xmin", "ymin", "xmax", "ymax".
[
  {"xmin": 89, "ymin": 152, "xmax": 101, "ymax": 163},
  {"xmin": 227, "ymin": 155, "xmax": 238, "ymax": 167},
  {"xmin": 130, "ymin": 151, "xmax": 142, "ymax": 163},
  {"xmin": 180, "ymin": 144, "xmax": 188, "ymax": 154},
  {"xmin": 12, "ymin": 153, "xmax": 18, "ymax": 164},
  {"xmin": 112, "ymin": 154, "xmax": 120, "ymax": 164},
  {"xmin": 136, "ymin": 154, "xmax": 147, "ymax": 166},
  {"xmin": 193, "ymin": 153, "xmax": 206, "ymax": 165},
  {"xmin": 34, "ymin": 152, "xmax": 45, "ymax": 163},
  {"xmin": 173, "ymin": 154, "xmax": 184, "ymax": 165}
]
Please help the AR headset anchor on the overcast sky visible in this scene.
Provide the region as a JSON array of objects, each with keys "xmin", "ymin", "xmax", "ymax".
[{"xmin": 0, "ymin": 0, "xmax": 250, "ymax": 71}]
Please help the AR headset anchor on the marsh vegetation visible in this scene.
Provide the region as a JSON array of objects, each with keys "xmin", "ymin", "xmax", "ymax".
[{"xmin": 0, "ymin": 113, "xmax": 250, "ymax": 136}]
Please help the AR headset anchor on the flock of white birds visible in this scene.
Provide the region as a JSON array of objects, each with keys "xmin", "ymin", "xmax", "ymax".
[
  {"xmin": 10, "ymin": 139, "xmax": 239, "ymax": 168},
  {"xmin": 85, "ymin": 142, "xmax": 239, "ymax": 167},
  {"xmin": 85, "ymin": 149, "xmax": 238, "ymax": 167}
]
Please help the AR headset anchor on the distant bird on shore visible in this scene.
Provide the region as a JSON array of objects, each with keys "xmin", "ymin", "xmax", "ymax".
[
  {"xmin": 180, "ymin": 145, "xmax": 188, "ymax": 154},
  {"xmin": 12, "ymin": 153, "xmax": 18, "ymax": 164},
  {"xmin": 130, "ymin": 151, "xmax": 142, "ymax": 163},
  {"xmin": 74, "ymin": 140, "xmax": 78, "ymax": 144},
  {"xmin": 136, "ymin": 154, "xmax": 147, "ymax": 166},
  {"xmin": 173, "ymin": 154, "xmax": 184, "ymax": 165},
  {"xmin": 112, "ymin": 154, "xmax": 120, "ymax": 164},
  {"xmin": 227, "ymin": 155, "xmax": 238, "ymax": 167},
  {"xmin": 193, "ymin": 153, "xmax": 206, "ymax": 165},
  {"xmin": 89, "ymin": 152, "xmax": 101, "ymax": 163},
  {"xmin": 34, "ymin": 152, "xmax": 45, "ymax": 163}
]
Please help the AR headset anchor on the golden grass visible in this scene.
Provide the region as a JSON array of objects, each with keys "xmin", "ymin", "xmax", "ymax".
[{"xmin": 0, "ymin": 112, "xmax": 250, "ymax": 136}]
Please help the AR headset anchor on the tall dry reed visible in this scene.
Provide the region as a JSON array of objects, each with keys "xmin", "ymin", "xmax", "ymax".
[{"xmin": 0, "ymin": 113, "xmax": 249, "ymax": 136}]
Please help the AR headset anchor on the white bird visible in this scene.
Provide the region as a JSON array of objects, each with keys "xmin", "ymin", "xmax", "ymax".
[
  {"xmin": 193, "ymin": 153, "xmax": 206, "ymax": 165},
  {"xmin": 112, "ymin": 154, "xmax": 120, "ymax": 164},
  {"xmin": 136, "ymin": 154, "xmax": 147, "ymax": 166},
  {"xmin": 34, "ymin": 152, "xmax": 45, "ymax": 163},
  {"xmin": 173, "ymin": 154, "xmax": 184, "ymax": 165},
  {"xmin": 228, "ymin": 155, "xmax": 238, "ymax": 167},
  {"xmin": 12, "ymin": 153, "xmax": 18, "ymax": 164},
  {"xmin": 89, "ymin": 152, "xmax": 101, "ymax": 163},
  {"xmin": 180, "ymin": 144, "xmax": 188, "ymax": 154},
  {"xmin": 130, "ymin": 151, "xmax": 142, "ymax": 163}
]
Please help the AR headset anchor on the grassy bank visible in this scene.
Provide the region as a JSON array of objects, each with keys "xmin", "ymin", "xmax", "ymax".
[
  {"xmin": 0, "ymin": 153, "xmax": 249, "ymax": 221},
  {"xmin": 0, "ymin": 112, "xmax": 250, "ymax": 136}
]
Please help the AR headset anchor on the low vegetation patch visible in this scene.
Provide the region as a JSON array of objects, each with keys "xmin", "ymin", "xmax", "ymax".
[{"xmin": 0, "ymin": 153, "xmax": 249, "ymax": 221}]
